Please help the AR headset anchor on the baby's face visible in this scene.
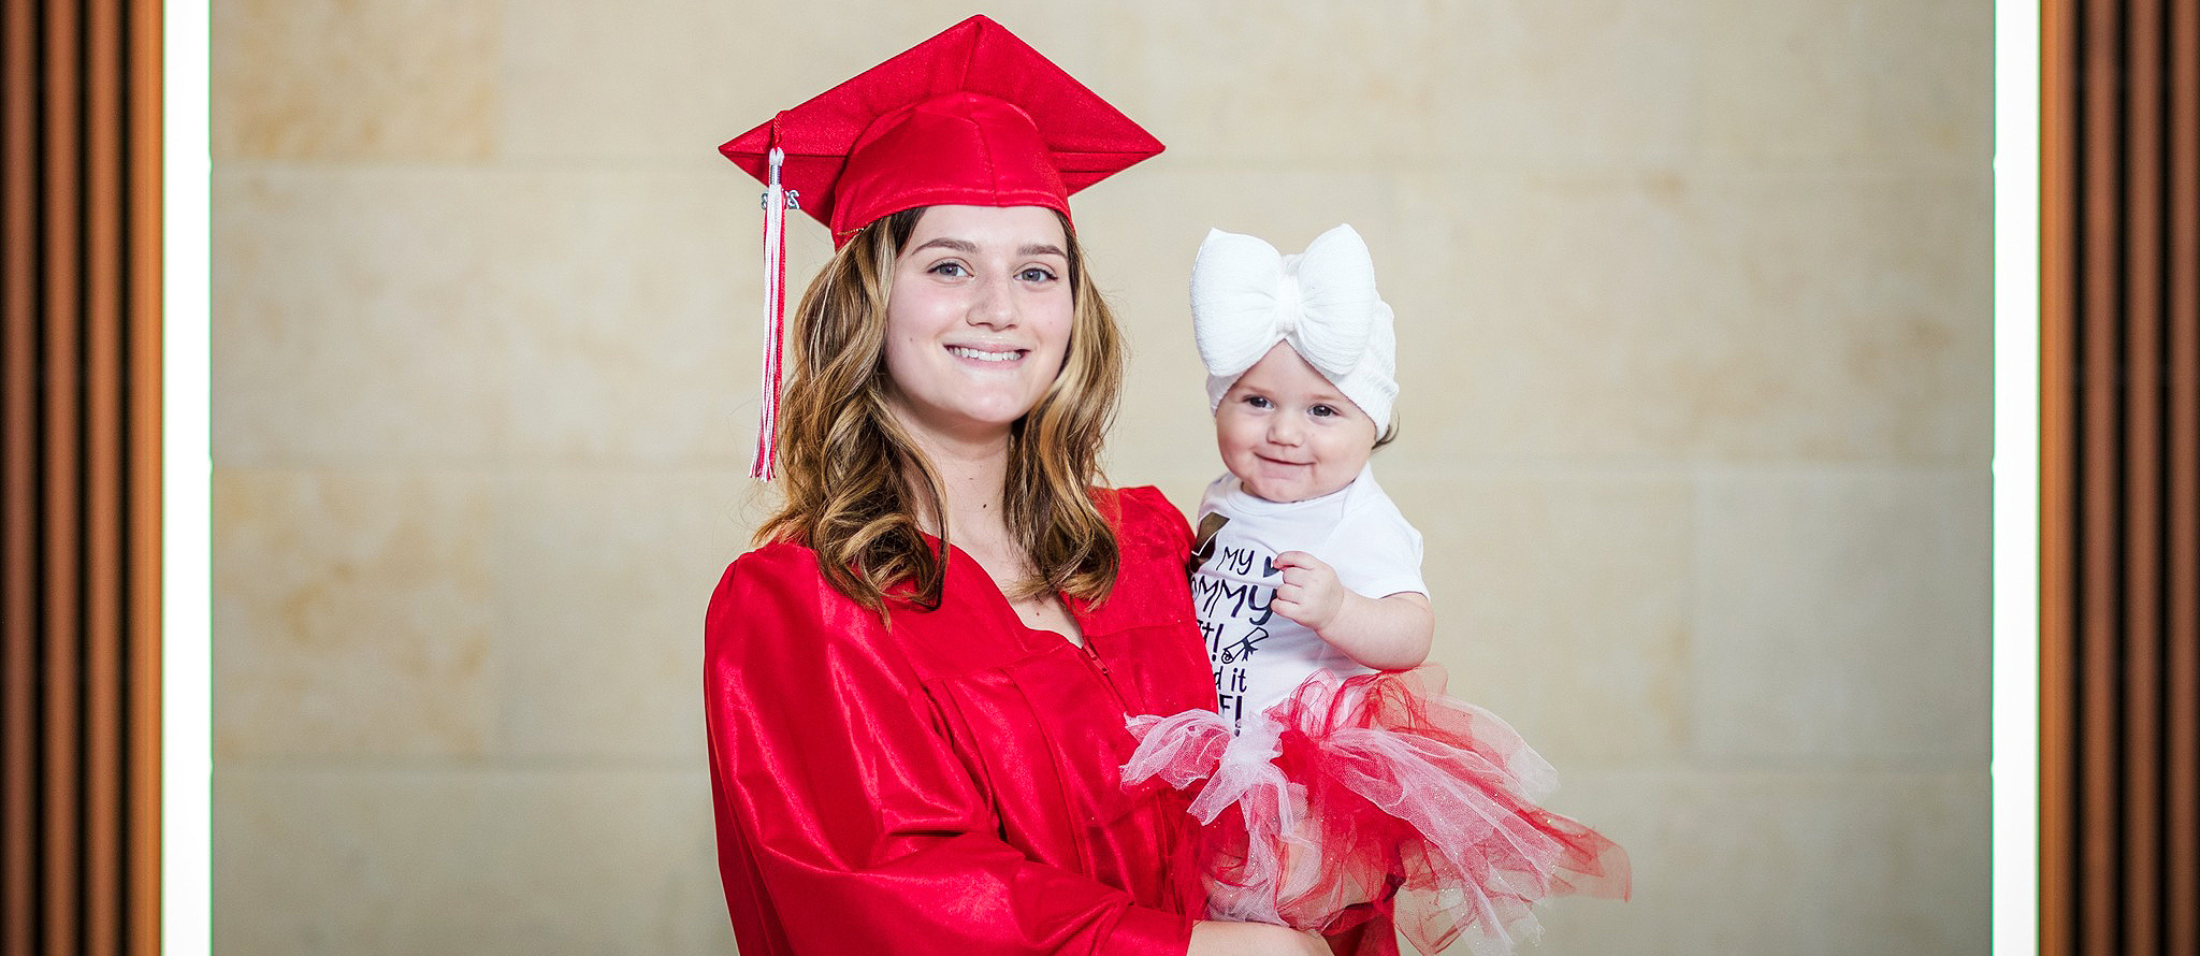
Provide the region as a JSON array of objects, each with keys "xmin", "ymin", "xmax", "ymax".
[{"xmin": 1214, "ymin": 343, "xmax": 1378, "ymax": 503}]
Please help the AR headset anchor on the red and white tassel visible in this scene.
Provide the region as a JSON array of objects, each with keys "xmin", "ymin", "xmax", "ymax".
[{"xmin": 753, "ymin": 146, "xmax": 794, "ymax": 480}]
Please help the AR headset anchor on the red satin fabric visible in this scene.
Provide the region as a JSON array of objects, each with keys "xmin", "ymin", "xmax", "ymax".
[{"xmin": 704, "ymin": 487, "xmax": 1216, "ymax": 955}]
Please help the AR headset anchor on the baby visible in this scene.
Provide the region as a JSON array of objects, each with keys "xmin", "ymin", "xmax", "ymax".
[
  {"xmin": 1126, "ymin": 225, "xmax": 1629, "ymax": 956},
  {"xmin": 1186, "ymin": 224, "xmax": 1429, "ymax": 734}
]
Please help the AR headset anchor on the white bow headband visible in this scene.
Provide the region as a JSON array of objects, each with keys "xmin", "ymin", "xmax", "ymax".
[{"xmin": 1190, "ymin": 224, "xmax": 1398, "ymax": 426}]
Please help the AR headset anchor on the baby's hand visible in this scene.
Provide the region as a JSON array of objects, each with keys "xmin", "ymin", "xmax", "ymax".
[{"xmin": 1270, "ymin": 551, "xmax": 1346, "ymax": 634}]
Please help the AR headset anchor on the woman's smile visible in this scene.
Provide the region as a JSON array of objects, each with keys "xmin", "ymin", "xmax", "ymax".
[{"xmin": 946, "ymin": 344, "xmax": 1031, "ymax": 364}]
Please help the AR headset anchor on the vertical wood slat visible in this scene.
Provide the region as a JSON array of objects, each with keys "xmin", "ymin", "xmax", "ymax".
[
  {"xmin": 2077, "ymin": 1, "xmax": 2124, "ymax": 953},
  {"xmin": 84, "ymin": 0, "xmax": 125, "ymax": 950},
  {"xmin": 2166, "ymin": 1, "xmax": 2200, "ymax": 952},
  {"xmin": 2, "ymin": 0, "xmax": 40, "ymax": 948},
  {"xmin": 2, "ymin": 0, "xmax": 41, "ymax": 952},
  {"xmin": 126, "ymin": 0, "xmax": 164, "ymax": 949},
  {"xmin": 2119, "ymin": 0, "xmax": 2162, "ymax": 950},
  {"xmin": 1, "ymin": 0, "xmax": 162, "ymax": 952},
  {"xmin": 2040, "ymin": 0, "xmax": 2081, "ymax": 949},
  {"xmin": 41, "ymin": 0, "xmax": 84, "ymax": 951}
]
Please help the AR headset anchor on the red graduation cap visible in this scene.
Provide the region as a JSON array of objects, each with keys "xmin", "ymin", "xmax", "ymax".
[
  {"xmin": 721, "ymin": 14, "xmax": 1164, "ymax": 245},
  {"xmin": 721, "ymin": 15, "xmax": 1163, "ymax": 479}
]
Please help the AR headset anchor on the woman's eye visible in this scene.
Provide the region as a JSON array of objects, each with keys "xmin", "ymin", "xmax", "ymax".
[
  {"xmin": 1018, "ymin": 267, "xmax": 1058, "ymax": 282},
  {"xmin": 929, "ymin": 261, "xmax": 969, "ymax": 278}
]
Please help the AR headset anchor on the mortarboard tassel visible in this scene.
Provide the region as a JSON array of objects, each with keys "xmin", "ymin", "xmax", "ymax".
[{"xmin": 753, "ymin": 144, "xmax": 797, "ymax": 480}]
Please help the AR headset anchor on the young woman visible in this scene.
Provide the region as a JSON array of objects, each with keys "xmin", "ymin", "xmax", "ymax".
[{"xmin": 703, "ymin": 16, "xmax": 1331, "ymax": 956}]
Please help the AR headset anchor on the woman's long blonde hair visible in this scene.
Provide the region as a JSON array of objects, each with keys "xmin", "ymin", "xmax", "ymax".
[{"xmin": 756, "ymin": 207, "xmax": 1126, "ymax": 613}]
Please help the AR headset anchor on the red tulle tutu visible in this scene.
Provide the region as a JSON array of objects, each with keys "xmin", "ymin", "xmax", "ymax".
[{"xmin": 1124, "ymin": 667, "xmax": 1630, "ymax": 956}]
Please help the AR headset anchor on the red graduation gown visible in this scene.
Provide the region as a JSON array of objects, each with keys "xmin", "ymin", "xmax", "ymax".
[{"xmin": 704, "ymin": 486, "xmax": 1217, "ymax": 956}]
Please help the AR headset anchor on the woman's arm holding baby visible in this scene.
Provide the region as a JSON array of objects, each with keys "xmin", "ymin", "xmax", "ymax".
[{"xmin": 1269, "ymin": 551, "xmax": 1433, "ymax": 671}]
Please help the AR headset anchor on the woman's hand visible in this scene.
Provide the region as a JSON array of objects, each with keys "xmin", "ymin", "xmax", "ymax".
[{"xmin": 1187, "ymin": 920, "xmax": 1332, "ymax": 956}]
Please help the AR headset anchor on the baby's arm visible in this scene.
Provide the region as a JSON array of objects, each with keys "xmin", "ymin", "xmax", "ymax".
[{"xmin": 1269, "ymin": 551, "xmax": 1433, "ymax": 671}]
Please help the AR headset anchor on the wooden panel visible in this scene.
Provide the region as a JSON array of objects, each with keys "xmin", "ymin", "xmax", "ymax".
[
  {"xmin": 2167, "ymin": 1, "xmax": 2200, "ymax": 952},
  {"xmin": 41, "ymin": 0, "xmax": 84, "ymax": 949},
  {"xmin": 2119, "ymin": 0, "xmax": 2163, "ymax": 949},
  {"xmin": 84, "ymin": 0, "xmax": 126, "ymax": 950},
  {"xmin": 127, "ymin": 0, "xmax": 164, "ymax": 950},
  {"xmin": 2076, "ymin": 1, "xmax": 2125, "ymax": 952},
  {"xmin": 2040, "ymin": 0, "xmax": 2081, "ymax": 950},
  {"xmin": 2042, "ymin": 1, "xmax": 2200, "ymax": 953},
  {"xmin": 2, "ymin": 0, "xmax": 164, "ymax": 949},
  {"xmin": 2, "ymin": 0, "xmax": 42, "ymax": 952}
]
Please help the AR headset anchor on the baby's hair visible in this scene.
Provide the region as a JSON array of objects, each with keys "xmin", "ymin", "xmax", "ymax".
[{"xmin": 1373, "ymin": 418, "xmax": 1399, "ymax": 451}]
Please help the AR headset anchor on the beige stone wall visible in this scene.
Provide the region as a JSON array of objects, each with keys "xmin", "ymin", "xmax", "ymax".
[{"xmin": 211, "ymin": 1, "xmax": 1991, "ymax": 952}]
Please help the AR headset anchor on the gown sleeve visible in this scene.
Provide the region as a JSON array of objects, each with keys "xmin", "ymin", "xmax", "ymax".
[{"xmin": 703, "ymin": 545, "xmax": 1195, "ymax": 956}]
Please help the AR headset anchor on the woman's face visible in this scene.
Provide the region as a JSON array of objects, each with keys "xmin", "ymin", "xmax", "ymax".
[{"xmin": 881, "ymin": 205, "xmax": 1075, "ymax": 447}]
